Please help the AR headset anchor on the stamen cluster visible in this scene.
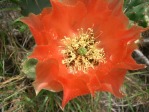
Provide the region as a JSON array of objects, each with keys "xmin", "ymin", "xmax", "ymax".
[{"xmin": 61, "ymin": 28, "xmax": 106, "ymax": 73}]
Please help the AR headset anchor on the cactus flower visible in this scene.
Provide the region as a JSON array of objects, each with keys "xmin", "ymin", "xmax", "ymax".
[{"xmin": 21, "ymin": 0, "xmax": 145, "ymax": 107}]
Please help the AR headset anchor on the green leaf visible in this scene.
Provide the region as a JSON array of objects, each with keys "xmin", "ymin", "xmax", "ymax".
[
  {"xmin": 124, "ymin": 0, "xmax": 148, "ymax": 12},
  {"xmin": 19, "ymin": 0, "xmax": 51, "ymax": 16},
  {"xmin": 22, "ymin": 58, "xmax": 38, "ymax": 79},
  {"xmin": 125, "ymin": 2, "xmax": 149, "ymax": 27}
]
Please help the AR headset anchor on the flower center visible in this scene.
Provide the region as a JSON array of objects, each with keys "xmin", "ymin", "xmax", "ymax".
[
  {"xmin": 77, "ymin": 47, "xmax": 87, "ymax": 56},
  {"xmin": 61, "ymin": 28, "xmax": 106, "ymax": 74}
]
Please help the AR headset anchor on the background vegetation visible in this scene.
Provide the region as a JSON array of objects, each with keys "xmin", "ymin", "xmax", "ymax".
[{"xmin": 0, "ymin": 0, "xmax": 149, "ymax": 112}]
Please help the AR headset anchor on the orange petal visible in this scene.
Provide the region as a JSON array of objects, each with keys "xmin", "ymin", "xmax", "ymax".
[
  {"xmin": 101, "ymin": 68, "xmax": 127, "ymax": 97},
  {"xmin": 120, "ymin": 26, "xmax": 144, "ymax": 43},
  {"xmin": 108, "ymin": 0, "xmax": 123, "ymax": 15},
  {"xmin": 29, "ymin": 45, "xmax": 61, "ymax": 61},
  {"xmin": 94, "ymin": 68, "xmax": 127, "ymax": 97},
  {"xmin": 117, "ymin": 43, "xmax": 145, "ymax": 70},
  {"xmin": 58, "ymin": 75, "xmax": 90, "ymax": 107},
  {"xmin": 21, "ymin": 14, "xmax": 49, "ymax": 45},
  {"xmin": 33, "ymin": 59, "xmax": 63, "ymax": 94},
  {"xmin": 29, "ymin": 45, "xmax": 52, "ymax": 61},
  {"xmin": 56, "ymin": 0, "xmax": 87, "ymax": 5},
  {"xmin": 43, "ymin": 0, "xmax": 87, "ymax": 36},
  {"xmin": 57, "ymin": 62, "xmax": 90, "ymax": 107},
  {"xmin": 118, "ymin": 56, "xmax": 145, "ymax": 70}
]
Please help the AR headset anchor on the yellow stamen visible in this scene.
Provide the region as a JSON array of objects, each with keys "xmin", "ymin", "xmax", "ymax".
[{"xmin": 61, "ymin": 28, "xmax": 106, "ymax": 74}]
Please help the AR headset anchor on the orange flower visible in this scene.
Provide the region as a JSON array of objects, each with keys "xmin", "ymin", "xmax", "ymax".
[{"xmin": 21, "ymin": 0, "xmax": 145, "ymax": 107}]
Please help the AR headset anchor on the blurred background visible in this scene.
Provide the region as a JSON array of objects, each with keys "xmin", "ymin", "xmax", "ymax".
[{"xmin": 0, "ymin": 0, "xmax": 149, "ymax": 112}]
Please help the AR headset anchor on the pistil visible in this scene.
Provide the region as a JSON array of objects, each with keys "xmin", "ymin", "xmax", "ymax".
[{"xmin": 77, "ymin": 47, "xmax": 87, "ymax": 56}]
